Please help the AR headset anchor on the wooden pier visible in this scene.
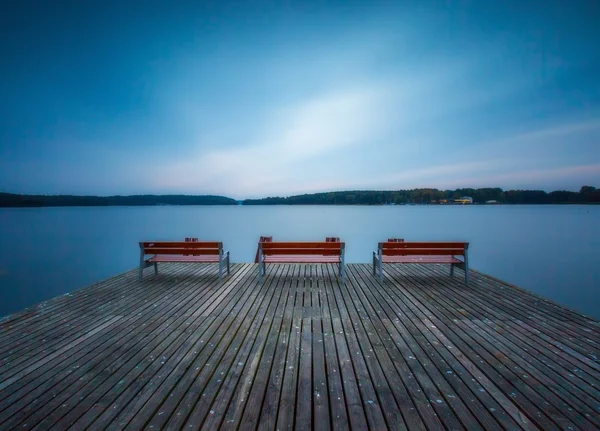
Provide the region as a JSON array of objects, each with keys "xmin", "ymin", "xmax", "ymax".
[{"xmin": 0, "ymin": 263, "xmax": 599, "ymax": 430}]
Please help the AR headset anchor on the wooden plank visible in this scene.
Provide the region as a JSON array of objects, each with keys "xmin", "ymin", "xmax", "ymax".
[
  {"xmin": 0, "ymin": 264, "xmax": 219, "ymax": 422},
  {"xmin": 0, "ymin": 272, "xmax": 136, "ymax": 341},
  {"xmin": 221, "ymin": 264, "xmax": 294, "ymax": 430},
  {"xmin": 347, "ymin": 264, "xmax": 488, "ymax": 430},
  {"xmin": 89, "ymin": 264, "xmax": 263, "ymax": 431},
  {"xmin": 420, "ymin": 264, "xmax": 600, "ymax": 383},
  {"xmin": 0, "ymin": 261, "xmax": 214, "ymax": 355},
  {"xmin": 0, "ymin": 263, "xmax": 198, "ymax": 387},
  {"xmin": 323, "ymin": 264, "xmax": 394, "ymax": 429},
  {"xmin": 473, "ymin": 269, "xmax": 600, "ymax": 336},
  {"xmin": 253, "ymin": 265, "xmax": 300, "ymax": 430},
  {"xmin": 1, "ymin": 264, "xmax": 241, "ymax": 430},
  {"xmin": 340, "ymin": 266, "xmax": 428, "ymax": 430},
  {"xmin": 413, "ymin": 263, "xmax": 600, "ymax": 429},
  {"xmin": 174, "ymin": 264, "xmax": 293, "ymax": 430},
  {"xmin": 316, "ymin": 264, "xmax": 350, "ymax": 430},
  {"xmin": 311, "ymin": 266, "xmax": 331, "ymax": 431},
  {"xmin": 344, "ymin": 265, "xmax": 459, "ymax": 431},
  {"xmin": 0, "ymin": 268, "xmax": 159, "ymax": 354},
  {"xmin": 382, "ymin": 263, "xmax": 575, "ymax": 430},
  {"xmin": 407, "ymin": 264, "xmax": 600, "ymax": 425},
  {"xmin": 239, "ymin": 266, "xmax": 304, "ymax": 430},
  {"xmin": 141, "ymin": 265, "xmax": 282, "ymax": 430},
  {"xmin": 75, "ymin": 264, "xmax": 258, "ymax": 430},
  {"xmin": 274, "ymin": 265, "xmax": 307, "ymax": 430},
  {"xmin": 0, "ymin": 263, "xmax": 598, "ymax": 430},
  {"xmin": 295, "ymin": 265, "xmax": 313, "ymax": 430},
  {"xmin": 462, "ymin": 268, "xmax": 600, "ymax": 353},
  {"xmin": 363, "ymin": 264, "xmax": 531, "ymax": 430},
  {"xmin": 0, "ymin": 316, "xmax": 122, "ymax": 392},
  {"xmin": 197, "ymin": 267, "xmax": 295, "ymax": 430}
]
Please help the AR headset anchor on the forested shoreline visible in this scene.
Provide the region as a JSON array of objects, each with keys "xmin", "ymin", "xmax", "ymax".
[
  {"xmin": 1, "ymin": 186, "xmax": 598, "ymax": 207},
  {"xmin": 0, "ymin": 193, "xmax": 238, "ymax": 207},
  {"xmin": 243, "ymin": 186, "xmax": 600, "ymax": 205}
]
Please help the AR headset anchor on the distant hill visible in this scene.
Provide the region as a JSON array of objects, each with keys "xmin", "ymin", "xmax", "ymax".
[
  {"xmin": 0, "ymin": 193, "xmax": 238, "ymax": 207},
  {"xmin": 243, "ymin": 186, "xmax": 600, "ymax": 205}
]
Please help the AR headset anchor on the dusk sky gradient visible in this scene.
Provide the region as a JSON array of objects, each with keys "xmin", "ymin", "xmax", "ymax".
[{"xmin": 1, "ymin": 0, "xmax": 599, "ymax": 198}]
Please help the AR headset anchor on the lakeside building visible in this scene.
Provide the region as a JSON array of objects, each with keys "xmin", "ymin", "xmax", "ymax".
[{"xmin": 454, "ymin": 196, "xmax": 473, "ymax": 204}]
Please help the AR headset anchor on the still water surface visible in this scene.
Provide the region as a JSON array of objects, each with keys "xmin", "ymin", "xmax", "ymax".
[{"xmin": 0, "ymin": 205, "xmax": 598, "ymax": 319}]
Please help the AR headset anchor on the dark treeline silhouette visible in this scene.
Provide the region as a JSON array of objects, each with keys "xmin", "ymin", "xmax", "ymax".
[
  {"xmin": 2, "ymin": 186, "xmax": 598, "ymax": 207},
  {"xmin": 243, "ymin": 186, "xmax": 600, "ymax": 205},
  {"xmin": 0, "ymin": 193, "xmax": 238, "ymax": 207}
]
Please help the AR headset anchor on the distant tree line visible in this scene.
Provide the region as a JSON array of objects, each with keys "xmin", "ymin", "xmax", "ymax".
[
  {"xmin": 0, "ymin": 193, "xmax": 238, "ymax": 207},
  {"xmin": 243, "ymin": 186, "xmax": 600, "ymax": 205},
  {"xmin": 2, "ymin": 186, "xmax": 598, "ymax": 207}
]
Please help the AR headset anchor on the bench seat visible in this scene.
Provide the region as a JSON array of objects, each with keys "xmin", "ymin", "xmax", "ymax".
[
  {"xmin": 139, "ymin": 241, "xmax": 230, "ymax": 280},
  {"xmin": 258, "ymin": 241, "xmax": 345, "ymax": 282},
  {"xmin": 374, "ymin": 241, "xmax": 469, "ymax": 284}
]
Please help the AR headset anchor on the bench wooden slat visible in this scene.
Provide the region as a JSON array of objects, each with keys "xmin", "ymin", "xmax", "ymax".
[
  {"xmin": 141, "ymin": 241, "xmax": 221, "ymax": 248},
  {"xmin": 142, "ymin": 248, "xmax": 222, "ymax": 256},
  {"xmin": 382, "ymin": 248, "xmax": 465, "ymax": 256},
  {"xmin": 382, "ymin": 256, "xmax": 463, "ymax": 264},
  {"xmin": 261, "ymin": 248, "xmax": 342, "ymax": 256},
  {"xmin": 147, "ymin": 255, "xmax": 222, "ymax": 263},
  {"xmin": 379, "ymin": 242, "xmax": 468, "ymax": 249},
  {"xmin": 261, "ymin": 242, "xmax": 342, "ymax": 249},
  {"xmin": 264, "ymin": 256, "xmax": 341, "ymax": 263}
]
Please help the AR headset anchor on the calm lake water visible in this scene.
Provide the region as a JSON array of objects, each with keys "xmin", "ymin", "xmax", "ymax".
[{"xmin": 0, "ymin": 205, "xmax": 598, "ymax": 319}]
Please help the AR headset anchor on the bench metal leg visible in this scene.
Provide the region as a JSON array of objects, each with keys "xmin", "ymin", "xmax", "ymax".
[
  {"xmin": 227, "ymin": 251, "xmax": 230, "ymax": 274},
  {"xmin": 139, "ymin": 248, "xmax": 145, "ymax": 280},
  {"xmin": 372, "ymin": 252, "xmax": 376, "ymax": 275},
  {"xmin": 450, "ymin": 264, "xmax": 455, "ymax": 277},
  {"xmin": 452, "ymin": 259, "xmax": 469, "ymax": 285}
]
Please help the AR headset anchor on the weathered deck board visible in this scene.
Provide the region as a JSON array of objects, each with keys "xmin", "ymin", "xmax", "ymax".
[{"xmin": 1, "ymin": 262, "xmax": 599, "ymax": 430}]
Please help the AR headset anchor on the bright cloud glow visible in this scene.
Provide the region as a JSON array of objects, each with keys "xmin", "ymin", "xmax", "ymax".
[{"xmin": 150, "ymin": 87, "xmax": 392, "ymax": 196}]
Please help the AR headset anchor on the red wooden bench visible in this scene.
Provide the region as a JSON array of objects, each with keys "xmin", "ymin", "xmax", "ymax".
[
  {"xmin": 139, "ymin": 241, "xmax": 230, "ymax": 280},
  {"xmin": 373, "ymin": 241, "xmax": 469, "ymax": 284},
  {"xmin": 258, "ymin": 241, "xmax": 345, "ymax": 282}
]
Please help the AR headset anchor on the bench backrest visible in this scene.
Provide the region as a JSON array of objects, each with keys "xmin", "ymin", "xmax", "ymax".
[
  {"xmin": 140, "ymin": 241, "xmax": 223, "ymax": 255},
  {"xmin": 260, "ymin": 241, "xmax": 344, "ymax": 256},
  {"xmin": 378, "ymin": 241, "xmax": 468, "ymax": 256}
]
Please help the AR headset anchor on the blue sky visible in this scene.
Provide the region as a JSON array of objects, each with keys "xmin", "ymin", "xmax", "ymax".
[{"xmin": 1, "ymin": 1, "xmax": 599, "ymax": 198}]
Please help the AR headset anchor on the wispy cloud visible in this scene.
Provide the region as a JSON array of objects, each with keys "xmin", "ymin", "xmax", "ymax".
[{"xmin": 149, "ymin": 87, "xmax": 391, "ymax": 196}]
